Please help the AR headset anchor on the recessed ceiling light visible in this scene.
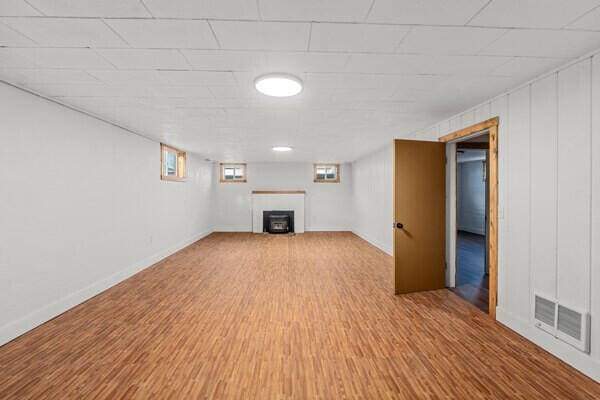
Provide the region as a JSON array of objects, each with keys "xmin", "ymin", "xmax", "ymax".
[
  {"xmin": 272, "ymin": 146, "xmax": 293, "ymax": 152},
  {"xmin": 255, "ymin": 74, "xmax": 303, "ymax": 97}
]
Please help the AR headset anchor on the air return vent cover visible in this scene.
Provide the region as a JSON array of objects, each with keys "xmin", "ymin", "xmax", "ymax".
[
  {"xmin": 534, "ymin": 295, "xmax": 556, "ymax": 334},
  {"xmin": 556, "ymin": 305, "xmax": 590, "ymax": 353},
  {"xmin": 533, "ymin": 294, "xmax": 590, "ymax": 353}
]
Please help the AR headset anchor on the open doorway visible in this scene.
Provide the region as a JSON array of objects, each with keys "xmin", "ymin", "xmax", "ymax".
[
  {"xmin": 439, "ymin": 117, "xmax": 498, "ymax": 319},
  {"xmin": 453, "ymin": 134, "xmax": 489, "ymax": 312}
]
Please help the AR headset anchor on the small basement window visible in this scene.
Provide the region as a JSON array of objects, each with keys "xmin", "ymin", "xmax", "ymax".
[
  {"xmin": 220, "ymin": 163, "xmax": 247, "ymax": 183},
  {"xmin": 314, "ymin": 163, "xmax": 340, "ymax": 183},
  {"xmin": 160, "ymin": 143, "xmax": 186, "ymax": 181}
]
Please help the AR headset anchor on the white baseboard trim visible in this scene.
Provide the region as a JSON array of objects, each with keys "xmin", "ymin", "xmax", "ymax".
[
  {"xmin": 214, "ymin": 226, "xmax": 252, "ymax": 232},
  {"xmin": 214, "ymin": 227, "xmax": 352, "ymax": 233},
  {"xmin": 0, "ymin": 229, "xmax": 213, "ymax": 347},
  {"xmin": 351, "ymin": 230, "xmax": 393, "ymax": 256},
  {"xmin": 305, "ymin": 226, "xmax": 351, "ymax": 232},
  {"xmin": 496, "ymin": 307, "xmax": 600, "ymax": 382}
]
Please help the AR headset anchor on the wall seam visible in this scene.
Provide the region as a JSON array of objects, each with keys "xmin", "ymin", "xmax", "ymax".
[
  {"xmin": 528, "ymin": 83, "xmax": 533, "ymax": 321},
  {"xmin": 554, "ymin": 71, "xmax": 560, "ymax": 302},
  {"xmin": 504, "ymin": 94, "xmax": 510, "ymax": 309},
  {"xmin": 588, "ymin": 56, "xmax": 594, "ymax": 314}
]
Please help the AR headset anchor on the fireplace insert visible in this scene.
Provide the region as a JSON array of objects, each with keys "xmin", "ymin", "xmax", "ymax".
[{"xmin": 263, "ymin": 210, "xmax": 294, "ymax": 234}]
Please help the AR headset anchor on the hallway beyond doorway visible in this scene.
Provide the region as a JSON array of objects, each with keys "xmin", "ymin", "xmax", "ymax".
[{"xmin": 452, "ymin": 230, "xmax": 489, "ymax": 313}]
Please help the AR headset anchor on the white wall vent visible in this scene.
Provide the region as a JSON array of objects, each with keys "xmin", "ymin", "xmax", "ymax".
[
  {"xmin": 534, "ymin": 294, "xmax": 556, "ymax": 334},
  {"xmin": 533, "ymin": 294, "xmax": 590, "ymax": 353}
]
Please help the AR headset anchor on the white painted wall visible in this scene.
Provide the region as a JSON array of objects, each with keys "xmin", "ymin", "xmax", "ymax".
[
  {"xmin": 0, "ymin": 82, "xmax": 214, "ymax": 346},
  {"xmin": 213, "ymin": 162, "xmax": 352, "ymax": 232},
  {"xmin": 351, "ymin": 144, "xmax": 393, "ymax": 255},
  {"xmin": 408, "ymin": 53, "xmax": 600, "ymax": 381},
  {"xmin": 457, "ymin": 160, "xmax": 486, "ymax": 235}
]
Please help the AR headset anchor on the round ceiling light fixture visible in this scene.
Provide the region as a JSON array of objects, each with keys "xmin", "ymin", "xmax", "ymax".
[
  {"xmin": 272, "ymin": 146, "xmax": 293, "ymax": 152},
  {"xmin": 255, "ymin": 74, "xmax": 303, "ymax": 97}
]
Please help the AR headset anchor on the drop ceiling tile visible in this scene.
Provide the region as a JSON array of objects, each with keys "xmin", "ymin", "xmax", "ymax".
[
  {"xmin": 1, "ymin": 17, "xmax": 126, "ymax": 47},
  {"xmin": 105, "ymin": 85, "xmax": 157, "ymax": 97},
  {"xmin": 20, "ymin": 82, "xmax": 117, "ymax": 97},
  {"xmin": 106, "ymin": 19, "xmax": 218, "ymax": 49},
  {"xmin": 231, "ymin": 71, "xmax": 263, "ymax": 91},
  {"xmin": 15, "ymin": 48, "xmax": 115, "ymax": 69},
  {"xmin": 430, "ymin": 75, "xmax": 520, "ymax": 108},
  {"xmin": 150, "ymin": 85, "xmax": 213, "ymax": 98},
  {"xmin": 389, "ymin": 88, "xmax": 432, "ymax": 102},
  {"xmin": 0, "ymin": 21, "xmax": 36, "ymax": 46},
  {"xmin": 338, "ymin": 74, "xmax": 421, "ymax": 90},
  {"xmin": 188, "ymin": 97, "xmax": 250, "ymax": 108},
  {"xmin": 367, "ymin": 0, "xmax": 488, "ymax": 25},
  {"xmin": 207, "ymin": 86, "xmax": 244, "ymax": 99},
  {"xmin": 97, "ymin": 49, "xmax": 191, "ymax": 70},
  {"xmin": 567, "ymin": 6, "xmax": 600, "ymax": 30},
  {"xmin": 491, "ymin": 57, "xmax": 569, "ymax": 78},
  {"xmin": 53, "ymin": 96, "xmax": 149, "ymax": 111},
  {"xmin": 0, "ymin": 0, "xmax": 41, "ymax": 16},
  {"xmin": 87, "ymin": 70, "xmax": 169, "ymax": 86},
  {"xmin": 305, "ymin": 73, "xmax": 438, "ymax": 92},
  {"xmin": 181, "ymin": 50, "xmax": 264, "ymax": 71},
  {"xmin": 344, "ymin": 54, "xmax": 425, "ymax": 74},
  {"xmin": 302, "ymin": 73, "xmax": 356, "ymax": 89},
  {"xmin": 260, "ymin": 52, "xmax": 349, "ymax": 74},
  {"xmin": 258, "ymin": 0, "xmax": 372, "ymax": 22},
  {"xmin": 0, "ymin": 48, "xmax": 38, "ymax": 68},
  {"xmin": 142, "ymin": 0, "xmax": 259, "ymax": 19},
  {"xmin": 0, "ymin": 69, "xmax": 99, "ymax": 86},
  {"xmin": 26, "ymin": 0, "xmax": 152, "ymax": 17},
  {"xmin": 480, "ymin": 29, "xmax": 600, "ymax": 57},
  {"xmin": 469, "ymin": 0, "xmax": 600, "ymax": 29},
  {"xmin": 158, "ymin": 70, "xmax": 237, "ymax": 85},
  {"xmin": 310, "ymin": 23, "xmax": 410, "ymax": 53},
  {"xmin": 211, "ymin": 21, "xmax": 310, "ymax": 51},
  {"xmin": 398, "ymin": 26, "xmax": 507, "ymax": 55},
  {"xmin": 416, "ymin": 55, "xmax": 512, "ymax": 75}
]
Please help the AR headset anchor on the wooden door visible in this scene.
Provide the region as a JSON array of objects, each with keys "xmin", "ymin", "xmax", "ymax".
[{"xmin": 394, "ymin": 139, "xmax": 446, "ymax": 294}]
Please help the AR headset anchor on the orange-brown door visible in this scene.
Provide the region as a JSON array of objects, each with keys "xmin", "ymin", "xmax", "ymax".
[{"xmin": 394, "ymin": 139, "xmax": 446, "ymax": 294}]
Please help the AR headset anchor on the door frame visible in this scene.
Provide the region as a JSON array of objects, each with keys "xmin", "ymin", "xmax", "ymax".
[{"xmin": 439, "ymin": 117, "xmax": 499, "ymax": 319}]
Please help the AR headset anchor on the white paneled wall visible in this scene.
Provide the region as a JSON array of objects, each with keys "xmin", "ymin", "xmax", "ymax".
[
  {"xmin": 505, "ymin": 85, "xmax": 531, "ymax": 322},
  {"xmin": 408, "ymin": 53, "xmax": 600, "ymax": 381},
  {"xmin": 557, "ymin": 61, "xmax": 592, "ymax": 315},
  {"xmin": 213, "ymin": 162, "xmax": 352, "ymax": 232},
  {"xmin": 351, "ymin": 144, "xmax": 393, "ymax": 255},
  {"xmin": 0, "ymin": 82, "xmax": 214, "ymax": 346},
  {"xmin": 530, "ymin": 74, "xmax": 558, "ymax": 302}
]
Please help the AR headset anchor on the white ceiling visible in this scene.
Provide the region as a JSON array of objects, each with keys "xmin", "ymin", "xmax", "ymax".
[{"xmin": 1, "ymin": 0, "xmax": 600, "ymax": 162}]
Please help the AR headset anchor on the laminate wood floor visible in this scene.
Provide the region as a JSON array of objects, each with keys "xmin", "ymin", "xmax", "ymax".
[{"xmin": 1, "ymin": 232, "xmax": 598, "ymax": 399}]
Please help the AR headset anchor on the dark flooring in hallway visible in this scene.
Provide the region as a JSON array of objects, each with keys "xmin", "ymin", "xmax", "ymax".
[{"xmin": 452, "ymin": 230, "xmax": 489, "ymax": 313}]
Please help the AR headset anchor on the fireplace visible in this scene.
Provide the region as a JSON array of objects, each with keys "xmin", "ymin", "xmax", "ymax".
[{"xmin": 263, "ymin": 210, "xmax": 294, "ymax": 234}]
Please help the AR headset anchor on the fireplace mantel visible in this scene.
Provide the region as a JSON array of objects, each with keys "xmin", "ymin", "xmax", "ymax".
[{"xmin": 251, "ymin": 191, "xmax": 305, "ymax": 233}]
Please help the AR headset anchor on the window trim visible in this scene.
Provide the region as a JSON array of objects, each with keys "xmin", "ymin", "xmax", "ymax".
[
  {"xmin": 313, "ymin": 163, "xmax": 340, "ymax": 183},
  {"xmin": 220, "ymin": 163, "xmax": 247, "ymax": 183},
  {"xmin": 160, "ymin": 143, "xmax": 186, "ymax": 182}
]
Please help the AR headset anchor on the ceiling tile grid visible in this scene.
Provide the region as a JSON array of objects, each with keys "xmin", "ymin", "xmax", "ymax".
[{"xmin": 1, "ymin": 0, "xmax": 600, "ymax": 162}]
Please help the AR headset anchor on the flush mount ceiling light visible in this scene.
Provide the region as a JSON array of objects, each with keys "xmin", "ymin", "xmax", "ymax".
[
  {"xmin": 255, "ymin": 74, "xmax": 303, "ymax": 97},
  {"xmin": 272, "ymin": 146, "xmax": 293, "ymax": 152}
]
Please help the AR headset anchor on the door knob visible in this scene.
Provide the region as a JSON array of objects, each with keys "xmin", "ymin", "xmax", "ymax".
[{"xmin": 396, "ymin": 223, "xmax": 404, "ymax": 229}]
